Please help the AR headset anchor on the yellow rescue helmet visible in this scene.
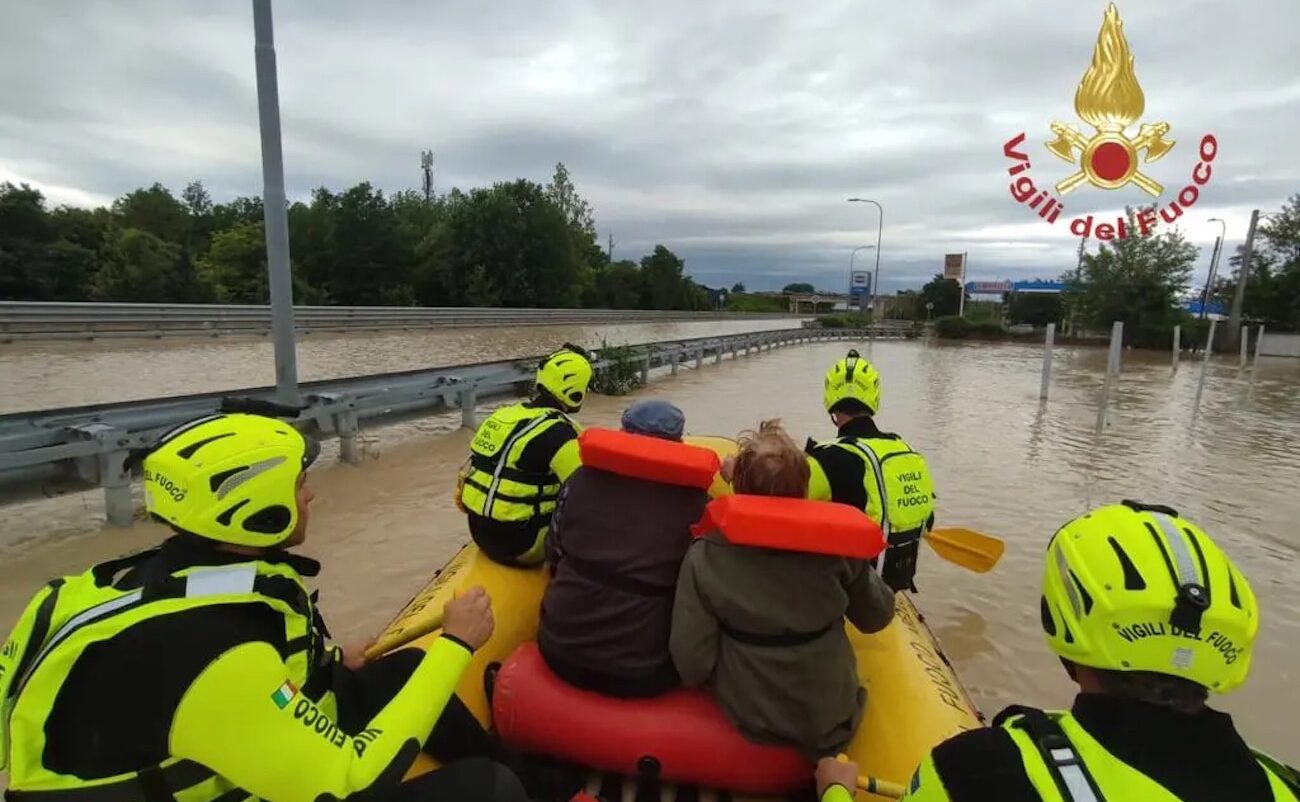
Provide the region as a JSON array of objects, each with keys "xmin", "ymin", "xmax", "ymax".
[
  {"xmin": 823, "ymin": 349, "xmax": 881, "ymax": 415},
  {"xmin": 1040, "ymin": 500, "xmax": 1259, "ymax": 693},
  {"xmin": 536, "ymin": 343, "xmax": 594, "ymax": 411},
  {"xmin": 141, "ymin": 412, "xmax": 318, "ymax": 548}
]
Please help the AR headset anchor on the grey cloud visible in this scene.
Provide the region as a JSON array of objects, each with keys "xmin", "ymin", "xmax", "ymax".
[{"xmin": 1, "ymin": 0, "xmax": 1297, "ymax": 292}]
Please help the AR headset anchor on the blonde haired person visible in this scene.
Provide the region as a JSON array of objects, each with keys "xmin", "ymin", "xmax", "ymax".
[{"xmin": 670, "ymin": 420, "xmax": 896, "ymax": 768}]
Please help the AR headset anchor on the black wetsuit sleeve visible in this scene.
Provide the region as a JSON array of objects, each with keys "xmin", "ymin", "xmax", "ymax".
[
  {"xmin": 808, "ymin": 444, "xmax": 870, "ymax": 511},
  {"xmin": 517, "ymin": 419, "xmax": 578, "ymax": 475},
  {"xmin": 924, "ymin": 727, "xmax": 1040, "ymax": 802}
]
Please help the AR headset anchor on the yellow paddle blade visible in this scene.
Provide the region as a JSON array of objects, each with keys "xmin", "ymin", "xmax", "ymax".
[{"xmin": 924, "ymin": 527, "xmax": 1005, "ymax": 573}]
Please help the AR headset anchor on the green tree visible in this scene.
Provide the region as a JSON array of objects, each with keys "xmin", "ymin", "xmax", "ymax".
[
  {"xmin": 545, "ymin": 162, "xmax": 595, "ymax": 236},
  {"xmin": 919, "ymin": 274, "xmax": 963, "ymax": 317},
  {"xmin": 0, "ymin": 183, "xmax": 98, "ymax": 300},
  {"xmin": 640, "ymin": 245, "xmax": 691, "ymax": 309},
  {"xmin": 112, "ymin": 183, "xmax": 191, "ymax": 244},
  {"xmin": 198, "ymin": 221, "xmax": 268, "ymax": 303},
  {"xmin": 1064, "ymin": 206, "xmax": 1199, "ymax": 343},
  {"xmin": 1007, "ymin": 292, "xmax": 1064, "ymax": 326},
  {"xmin": 731, "ymin": 282, "xmax": 746, "ymax": 293},
  {"xmin": 1212, "ymin": 194, "xmax": 1300, "ymax": 331},
  {"xmin": 182, "ymin": 180, "xmax": 213, "ymax": 218},
  {"xmin": 782, "ymin": 282, "xmax": 815, "ymax": 293},
  {"xmin": 418, "ymin": 179, "xmax": 582, "ymax": 308},
  {"xmin": 596, "ymin": 260, "xmax": 642, "ymax": 308},
  {"xmin": 91, "ymin": 228, "xmax": 195, "ymax": 301}
]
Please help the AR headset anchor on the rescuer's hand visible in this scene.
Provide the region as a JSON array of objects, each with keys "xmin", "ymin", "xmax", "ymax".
[
  {"xmin": 815, "ymin": 756, "xmax": 859, "ymax": 799},
  {"xmin": 442, "ymin": 586, "xmax": 494, "ymax": 651}
]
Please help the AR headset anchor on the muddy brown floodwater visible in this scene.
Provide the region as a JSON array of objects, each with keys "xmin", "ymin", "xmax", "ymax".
[{"xmin": 2, "ymin": 335, "xmax": 1298, "ymax": 760}]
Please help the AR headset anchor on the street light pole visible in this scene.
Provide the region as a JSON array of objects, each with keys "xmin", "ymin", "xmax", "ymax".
[
  {"xmin": 1200, "ymin": 218, "xmax": 1226, "ymax": 321},
  {"xmin": 847, "ymin": 198, "xmax": 883, "ymax": 315},
  {"xmin": 252, "ymin": 0, "xmax": 300, "ymax": 406},
  {"xmin": 1226, "ymin": 210, "xmax": 1261, "ymax": 351},
  {"xmin": 848, "ymin": 245, "xmax": 874, "ymax": 311}
]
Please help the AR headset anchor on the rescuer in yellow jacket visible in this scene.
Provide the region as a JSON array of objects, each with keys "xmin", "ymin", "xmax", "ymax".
[
  {"xmin": 895, "ymin": 500, "xmax": 1299, "ymax": 802},
  {"xmin": 459, "ymin": 343, "xmax": 594, "ymax": 566},
  {"xmin": 805, "ymin": 349, "xmax": 937, "ymax": 592},
  {"xmin": 0, "ymin": 408, "xmax": 527, "ymax": 802}
]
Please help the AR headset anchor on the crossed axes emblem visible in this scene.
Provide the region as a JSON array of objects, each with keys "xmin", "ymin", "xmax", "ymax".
[{"xmin": 1046, "ymin": 121, "xmax": 1175, "ymax": 197}]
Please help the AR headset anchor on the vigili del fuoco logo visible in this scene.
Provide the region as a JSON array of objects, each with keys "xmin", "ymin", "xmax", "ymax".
[{"xmin": 1001, "ymin": 3, "xmax": 1218, "ymax": 241}]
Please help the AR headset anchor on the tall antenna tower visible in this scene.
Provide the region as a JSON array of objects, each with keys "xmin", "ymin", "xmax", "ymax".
[{"xmin": 420, "ymin": 150, "xmax": 434, "ymax": 203}]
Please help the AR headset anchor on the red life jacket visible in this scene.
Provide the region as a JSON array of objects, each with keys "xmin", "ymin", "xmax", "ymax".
[
  {"xmin": 578, "ymin": 427, "xmax": 720, "ymax": 490},
  {"xmin": 691, "ymin": 495, "xmax": 886, "ymax": 559}
]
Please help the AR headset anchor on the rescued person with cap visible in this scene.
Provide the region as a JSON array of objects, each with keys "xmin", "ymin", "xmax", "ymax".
[
  {"xmin": 0, "ymin": 410, "xmax": 526, "ymax": 802},
  {"xmin": 538, "ymin": 399, "xmax": 712, "ymax": 698}
]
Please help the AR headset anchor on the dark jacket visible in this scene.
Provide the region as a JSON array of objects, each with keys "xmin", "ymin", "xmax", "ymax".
[
  {"xmin": 670, "ymin": 531, "xmax": 896, "ymax": 760},
  {"xmin": 539, "ymin": 465, "xmax": 710, "ymax": 697},
  {"xmin": 917, "ymin": 694, "xmax": 1291, "ymax": 802}
]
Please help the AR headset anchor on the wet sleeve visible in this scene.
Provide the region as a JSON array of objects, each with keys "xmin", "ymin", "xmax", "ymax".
[
  {"xmin": 171, "ymin": 635, "xmax": 473, "ymax": 802},
  {"xmin": 547, "ymin": 484, "xmax": 571, "ymax": 567},
  {"xmin": 549, "ymin": 432, "xmax": 582, "ymax": 482},
  {"xmin": 844, "ymin": 560, "xmax": 896, "ymax": 634},
  {"xmin": 807, "ymin": 454, "xmax": 833, "ymax": 502},
  {"xmin": 821, "ymin": 785, "xmax": 856, "ymax": 802},
  {"xmin": 669, "ymin": 547, "xmax": 719, "ymax": 687},
  {"xmin": 899, "ymin": 752, "xmax": 954, "ymax": 801}
]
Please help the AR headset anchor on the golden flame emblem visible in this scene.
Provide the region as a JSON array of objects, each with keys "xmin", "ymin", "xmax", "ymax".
[{"xmin": 1046, "ymin": 3, "xmax": 1175, "ymax": 196}]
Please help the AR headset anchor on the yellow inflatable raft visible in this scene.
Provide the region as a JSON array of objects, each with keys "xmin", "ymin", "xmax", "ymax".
[{"xmin": 375, "ymin": 435, "xmax": 983, "ymax": 800}]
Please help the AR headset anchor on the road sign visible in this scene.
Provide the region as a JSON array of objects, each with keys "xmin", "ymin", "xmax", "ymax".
[
  {"xmin": 967, "ymin": 280, "xmax": 1013, "ymax": 294},
  {"xmin": 943, "ymin": 253, "xmax": 965, "ymax": 281},
  {"xmin": 849, "ymin": 271, "xmax": 871, "ymax": 310}
]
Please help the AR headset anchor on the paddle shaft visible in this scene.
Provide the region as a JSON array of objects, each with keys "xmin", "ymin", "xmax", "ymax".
[{"xmin": 858, "ymin": 776, "xmax": 907, "ymax": 798}]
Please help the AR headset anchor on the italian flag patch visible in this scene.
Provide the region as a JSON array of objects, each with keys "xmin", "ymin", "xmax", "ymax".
[{"xmin": 271, "ymin": 680, "xmax": 298, "ymax": 709}]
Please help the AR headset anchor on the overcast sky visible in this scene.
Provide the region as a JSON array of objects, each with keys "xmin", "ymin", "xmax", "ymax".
[{"xmin": 2, "ymin": 0, "xmax": 1298, "ymax": 293}]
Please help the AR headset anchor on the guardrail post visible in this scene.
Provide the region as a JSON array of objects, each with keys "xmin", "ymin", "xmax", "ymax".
[
  {"xmin": 1254, "ymin": 325, "xmax": 1265, "ymax": 370},
  {"xmin": 715, "ymin": 346, "xmax": 722, "ymax": 364},
  {"xmin": 71, "ymin": 424, "xmax": 135, "ymax": 527},
  {"xmin": 459, "ymin": 387, "xmax": 478, "ymax": 430},
  {"xmin": 640, "ymin": 356, "xmax": 650, "ymax": 386},
  {"xmin": 1040, "ymin": 323, "xmax": 1055, "ymax": 401},
  {"xmin": 670, "ymin": 352, "xmax": 679, "ymax": 375},
  {"xmin": 1239, "ymin": 326, "xmax": 1248, "ymax": 368},
  {"xmin": 1095, "ymin": 321, "xmax": 1123, "ymax": 434},
  {"xmin": 695, "ymin": 350, "xmax": 703, "ymax": 369},
  {"xmin": 1171, "ymin": 325, "xmax": 1180, "ymax": 372},
  {"xmin": 1193, "ymin": 319, "xmax": 1218, "ymax": 417},
  {"xmin": 337, "ymin": 411, "xmax": 361, "ymax": 464}
]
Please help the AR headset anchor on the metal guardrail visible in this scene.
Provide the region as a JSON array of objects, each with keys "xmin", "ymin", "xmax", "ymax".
[
  {"xmin": 0, "ymin": 302, "xmax": 802, "ymax": 342},
  {"xmin": 0, "ymin": 327, "xmax": 916, "ymax": 525}
]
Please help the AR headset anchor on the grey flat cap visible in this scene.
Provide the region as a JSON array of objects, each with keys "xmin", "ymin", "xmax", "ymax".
[{"xmin": 621, "ymin": 399, "xmax": 685, "ymax": 441}]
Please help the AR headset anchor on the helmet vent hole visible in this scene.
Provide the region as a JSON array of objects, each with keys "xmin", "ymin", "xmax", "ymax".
[
  {"xmin": 1228, "ymin": 568, "xmax": 1242, "ymax": 610},
  {"xmin": 178, "ymin": 432, "xmax": 236, "ymax": 460},
  {"xmin": 1040, "ymin": 596, "xmax": 1057, "ymax": 636},
  {"xmin": 1108, "ymin": 536, "xmax": 1147, "ymax": 591},
  {"xmin": 217, "ymin": 499, "xmax": 250, "ymax": 526},
  {"xmin": 1183, "ymin": 526, "xmax": 1213, "ymax": 603},
  {"xmin": 1063, "ymin": 622, "xmax": 1074, "ymax": 644},
  {"xmin": 1068, "ymin": 570, "xmax": 1094, "ymax": 615},
  {"xmin": 209, "ymin": 467, "xmax": 245, "ymax": 494},
  {"xmin": 244, "ymin": 505, "xmax": 292, "ymax": 535}
]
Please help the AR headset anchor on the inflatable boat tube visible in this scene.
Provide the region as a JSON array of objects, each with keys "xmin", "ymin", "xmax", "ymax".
[{"xmin": 379, "ymin": 434, "xmax": 983, "ymax": 799}]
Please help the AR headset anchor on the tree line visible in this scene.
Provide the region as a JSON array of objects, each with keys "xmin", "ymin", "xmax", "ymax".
[
  {"xmin": 901, "ymin": 193, "xmax": 1300, "ymax": 346},
  {"xmin": 0, "ymin": 163, "xmax": 716, "ymax": 311}
]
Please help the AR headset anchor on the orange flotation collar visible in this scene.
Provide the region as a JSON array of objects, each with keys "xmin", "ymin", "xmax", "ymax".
[
  {"xmin": 578, "ymin": 427, "xmax": 720, "ymax": 490},
  {"xmin": 691, "ymin": 495, "xmax": 886, "ymax": 559}
]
